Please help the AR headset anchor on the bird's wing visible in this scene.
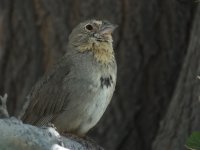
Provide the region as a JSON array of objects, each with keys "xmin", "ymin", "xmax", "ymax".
[{"xmin": 21, "ymin": 57, "xmax": 71, "ymax": 126}]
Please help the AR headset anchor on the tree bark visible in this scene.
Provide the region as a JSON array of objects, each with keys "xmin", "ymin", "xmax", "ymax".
[
  {"xmin": 0, "ymin": 0, "xmax": 197, "ymax": 150},
  {"xmin": 0, "ymin": 94, "xmax": 103, "ymax": 150},
  {"xmin": 153, "ymin": 4, "xmax": 200, "ymax": 150},
  {"xmin": 0, "ymin": 118, "xmax": 103, "ymax": 150}
]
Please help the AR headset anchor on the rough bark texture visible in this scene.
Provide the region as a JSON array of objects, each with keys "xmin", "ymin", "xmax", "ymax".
[
  {"xmin": 153, "ymin": 4, "xmax": 200, "ymax": 150},
  {"xmin": 0, "ymin": 0, "xmax": 198, "ymax": 150}
]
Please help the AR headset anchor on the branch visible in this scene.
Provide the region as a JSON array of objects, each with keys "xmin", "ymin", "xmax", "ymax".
[{"xmin": 0, "ymin": 95, "xmax": 104, "ymax": 150}]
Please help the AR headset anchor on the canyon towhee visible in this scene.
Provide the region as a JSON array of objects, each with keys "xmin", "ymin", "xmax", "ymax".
[{"xmin": 19, "ymin": 20, "xmax": 117, "ymax": 136}]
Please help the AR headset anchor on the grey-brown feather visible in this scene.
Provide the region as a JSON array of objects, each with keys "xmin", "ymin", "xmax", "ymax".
[
  {"xmin": 21, "ymin": 49, "xmax": 116, "ymax": 134},
  {"xmin": 21, "ymin": 57, "xmax": 71, "ymax": 125},
  {"xmin": 19, "ymin": 20, "xmax": 117, "ymax": 136}
]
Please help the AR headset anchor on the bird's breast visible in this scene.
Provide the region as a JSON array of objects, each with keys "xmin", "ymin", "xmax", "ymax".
[
  {"xmin": 100, "ymin": 75, "xmax": 114, "ymax": 88},
  {"xmin": 57, "ymin": 52, "xmax": 117, "ymax": 134}
]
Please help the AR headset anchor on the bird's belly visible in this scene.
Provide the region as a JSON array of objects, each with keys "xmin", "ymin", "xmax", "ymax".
[
  {"xmin": 80, "ymin": 86, "xmax": 112, "ymax": 131},
  {"xmin": 54, "ymin": 81, "xmax": 113, "ymax": 135}
]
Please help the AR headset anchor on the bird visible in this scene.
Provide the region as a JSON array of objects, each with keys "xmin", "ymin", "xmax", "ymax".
[{"xmin": 18, "ymin": 19, "xmax": 117, "ymax": 136}]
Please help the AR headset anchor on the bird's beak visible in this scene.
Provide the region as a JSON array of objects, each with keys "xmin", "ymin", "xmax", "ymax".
[{"xmin": 99, "ymin": 24, "xmax": 118, "ymax": 35}]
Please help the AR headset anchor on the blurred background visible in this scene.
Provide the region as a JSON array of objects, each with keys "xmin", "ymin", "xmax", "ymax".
[{"xmin": 0, "ymin": 0, "xmax": 200, "ymax": 150}]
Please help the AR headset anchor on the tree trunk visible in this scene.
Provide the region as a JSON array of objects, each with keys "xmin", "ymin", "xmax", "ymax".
[
  {"xmin": 0, "ymin": 0, "xmax": 197, "ymax": 150},
  {"xmin": 153, "ymin": 4, "xmax": 200, "ymax": 150}
]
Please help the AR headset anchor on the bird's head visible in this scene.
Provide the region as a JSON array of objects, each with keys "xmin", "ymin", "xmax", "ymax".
[
  {"xmin": 69, "ymin": 20, "xmax": 117, "ymax": 50},
  {"xmin": 68, "ymin": 20, "xmax": 117, "ymax": 64}
]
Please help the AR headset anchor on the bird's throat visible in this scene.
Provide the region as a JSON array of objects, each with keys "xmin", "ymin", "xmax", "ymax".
[{"xmin": 78, "ymin": 42, "xmax": 115, "ymax": 65}]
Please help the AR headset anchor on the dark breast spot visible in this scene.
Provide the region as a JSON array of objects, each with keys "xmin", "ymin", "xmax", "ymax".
[{"xmin": 100, "ymin": 75, "xmax": 113, "ymax": 88}]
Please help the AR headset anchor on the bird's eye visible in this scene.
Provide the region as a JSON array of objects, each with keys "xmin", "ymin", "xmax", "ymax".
[{"xmin": 85, "ymin": 24, "xmax": 93, "ymax": 31}]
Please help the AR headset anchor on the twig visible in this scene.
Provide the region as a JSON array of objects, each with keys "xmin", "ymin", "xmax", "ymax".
[{"xmin": 0, "ymin": 93, "xmax": 9, "ymax": 118}]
